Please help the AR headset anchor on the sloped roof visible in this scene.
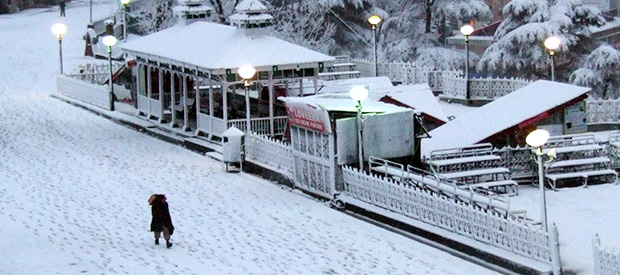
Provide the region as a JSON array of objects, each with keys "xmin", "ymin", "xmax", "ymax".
[
  {"xmin": 317, "ymin": 76, "xmax": 394, "ymax": 96},
  {"xmin": 316, "ymin": 78, "xmax": 446, "ymax": 122},
  {"xmin": 235, "ymin": 0, "xmax": 268, "ymax": 13},
  {"xmin": 279, "ymin": 93, "xmax": 408, "ymax": 114},
  {"xmin": 421, "ymin": 80, "xmax": 590, "ymax": 157},
  {"xmin": 381, "ymin": 84, "xmax": 448, "ymax": 123},
  {"xmin": 120, "ymin": 21, "xmax": 334, "ymax": 73}
]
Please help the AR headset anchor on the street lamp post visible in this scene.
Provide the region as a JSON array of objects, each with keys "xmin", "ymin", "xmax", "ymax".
[
  {"xmin": 526, "ymin": 128, "xmax": 551, "ymax": 232},
  {"xmin": 51, "ymin": 23, "xmax": 67, "ymax": 75},
  {"xmin": 350, "ymin": 85, "xmax": 369, "ymax": 172},
  {"xmin": 102, "ymin": 35, "xmax": 118, "ymax": 111},
  {"xmin": 544, "ymin": 36, "xmax": 561, "ymax": 82},
  {"xmin": 460, "ymin": 24, "xmax": 474, "ymax": 102},
  {"xmin": 120, "ymin": 0, "xmax": 131, "ymax": 41},
  {"xmin": 368, "ymin": 15, "xmax": 381, "ymax": 77},
  {"xmin": 90, "ymin": 0, "xmax": 93, "ymax": 23},
  {"xmin": 238, "ymin": 64, "xmax": 257, "ymax": 133}
]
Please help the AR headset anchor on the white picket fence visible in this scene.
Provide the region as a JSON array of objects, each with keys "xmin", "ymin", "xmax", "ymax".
[
  {"xmin": 593, "ymin": 234, "xmax": 620, "ymax": 275},
  {"xmin": 245, "ymin": 133, "xmax": 294, "ymax": 179},
  {"xmin": 339, "ymin": 166, "xmax": 562, "ymax": 271}
]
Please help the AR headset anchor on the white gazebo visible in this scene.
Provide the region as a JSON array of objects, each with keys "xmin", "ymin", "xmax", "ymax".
[{"xmin": 120, "ymin": 0, "xmax": 335, "ymax": 138}]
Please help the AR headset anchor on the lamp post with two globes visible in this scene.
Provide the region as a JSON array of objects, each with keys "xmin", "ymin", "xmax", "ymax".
[
  {"xmin": 525, "ymin": 129, "xmax": 551, "ymax": 232},
  {"xmin": 368, "ymin": 15, "xmax": 381, "ymax": 77},
  {"xmin": 350, "ymin": 85, "xmax": 369, "ymax": 172},
  {"xmin": 238, "ymin": 65, "xmax": 257, "ymax": 133},
  {"xmin": 51, "ymin": 23, "xmax": 67, "ymax": 75},
  {"xmin": 102, "ymin": 35, "xmax": 118, "ymax": 111}
]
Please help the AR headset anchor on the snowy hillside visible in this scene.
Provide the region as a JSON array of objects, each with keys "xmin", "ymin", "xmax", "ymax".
[{"xmin": 0, "ymin": 1, "xmax": 496, "ymax": 274}]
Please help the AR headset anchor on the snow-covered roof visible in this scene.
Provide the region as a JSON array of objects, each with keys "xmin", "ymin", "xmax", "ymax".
[
  {"xmin": 421, "ymin": 80, "xmax": 590, "ymax": 157},
  {"xmin": 172, "ymin": 4, "xmax": 213, "ymax": 13},
  {"xmin": 229, "ymin": 13, "xmax": 274, "ymax": 21},
  {"xmin": 318, "ymin": 76, "xmax": 394, "ymax": 96},
  {"xmin": 235, "ymin": 0, "xmax": 268, "ymax": 13},
  {"xmin": 315, "ymin": 78, "xmax": 444, "ymax": 121},
  {"xmin": 279, "ymin": 93, "xmax": 408, "ymax": 114},
  {"xmin": 382, "ymin": 84, "xmax": 448, "ymax": 123},
  {"xmin": 120, "ymin": 21, "xmax": 334, "ymax": 73}
]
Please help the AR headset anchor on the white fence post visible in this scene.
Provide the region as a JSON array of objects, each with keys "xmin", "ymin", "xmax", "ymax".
[
  {"xmin": 593, "ymin": 234, "xmax": 602, "ymax": 275},
  {"xmin": 550, "ymin": 223, "xmax": 562, "ymax": 275}
]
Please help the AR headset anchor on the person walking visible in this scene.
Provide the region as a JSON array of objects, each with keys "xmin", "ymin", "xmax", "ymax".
[
  {"xmin": 148, "ymin": 194, "xmax": 174, "ymax": 248},
  {"xmin": 59, "ymin": 0, "xmax": 66, "ymax": 17}
]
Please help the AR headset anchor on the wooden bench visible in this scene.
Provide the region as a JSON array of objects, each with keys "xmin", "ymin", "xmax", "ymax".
[
  {"xmin": 468, "ymin": 180, "xmax": 519, "ymax": 196},
  {"xmin": 438, "ymin": 167, "xmax": 510, "ymax": 181},
  {"xmin": 427, "ymin": 144, "xmax": 518, "ymax": 195},
  {"xmin": 538, "ymin": 133, "xmax": 617, "ymax": 189},
  {"xmin": 428, "ymin": 154, "xmax": 501, "ymax": 173},
  {"xmin": 546, "ymin": 169, "xmax": 617, "ymax": 190}
]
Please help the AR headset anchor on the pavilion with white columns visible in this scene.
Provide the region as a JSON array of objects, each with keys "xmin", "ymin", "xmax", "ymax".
[{"xmin": 120, "ymin": 0, "xmax": 334, "ymax": 139}]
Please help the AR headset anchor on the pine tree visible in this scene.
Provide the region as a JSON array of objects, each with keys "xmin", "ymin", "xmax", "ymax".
[
  {"xmin": 570, "ymin": 44, "xmax": 620, "ymax": 99},
  {"xmin": 477, "ymin": 0, "xmax": 604, "ymax": 80}
]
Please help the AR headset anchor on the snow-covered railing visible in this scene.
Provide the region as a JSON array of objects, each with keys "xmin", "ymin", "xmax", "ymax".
[
  {"xmin": 227, "ymin": 116, "xmax": 287, "ymax": 136},
  {"xmin": 354, "ymin": 58, "xmax": 455, "ymax": 90},
  {"xmin": 494, "ymin": 145, "xmax": 534, "ymax": 180},
  {"xmin": 592, "ymin": 234, "xmax": 620, "ymax": 275},
  {"xmin": 245, "ymin": 133, "xmax": 293, "ymax": 179},
  {"xmin": 75, "ymin": 63, "xmax": 123, "ymax": 85},
  {"xmin": 586, "ymin": 98, "xmax": 620, "ymax": 124},
  {"xmin": 57, "ymin": 75, "xmax": 111, "ymax": 110},
  {"xmin": 340, "ymin": 166, "xmax": 559, "ymax": 268},
  {"xmin": 91, "ymin": 13, "xmax": 122, "ymax": 38},
  {"xmin": 442, "ymin": 76, "xmax": 531, "ymax": 101},
  {"xmin": 354, "ymin": 58, "xmax": 531, "ymax": 100}
]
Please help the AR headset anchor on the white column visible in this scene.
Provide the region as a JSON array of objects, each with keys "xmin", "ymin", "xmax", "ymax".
[
  {"xmin": 268, "ymin": 73, "xmax": 274, "ymax": 136},
  {"xmin": 146, "ymin": 65, "xmax": 152, "ymax": 117},
  {"xmin": 182, "ymin": 74, "xmax": 190, "ymax": 132},
  {"xmin": 313, "ymin": 74, "xmax": 318, "ymax": 95},
  {"xmin": 223, "ymin": 83, "xmax": 229, "ymax": 127},
  {"xmin": 158, "ymin": 68, "xmax": 164, "ymax": 123},
  {"xmin": 170, "ymin": 72, "xmax": 177, "ymax": 127},
  {"xmin": 194, "ymin": 75, "xmax": 202, "ymax": 136}
]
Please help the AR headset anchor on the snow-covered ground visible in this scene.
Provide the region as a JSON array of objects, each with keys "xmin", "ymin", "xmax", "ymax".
[
  {"xmin": 2, "ymin": 1, "xmax": 620, "ymax": 274},
  {"xmin": 0, "ymin": 1, "xmax": 497, "ymax": 274}
]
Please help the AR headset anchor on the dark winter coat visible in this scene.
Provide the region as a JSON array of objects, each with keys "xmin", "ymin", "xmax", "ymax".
[{"xmin": 150, "ymin": 195, "xmax": 174, "ymax": 235}]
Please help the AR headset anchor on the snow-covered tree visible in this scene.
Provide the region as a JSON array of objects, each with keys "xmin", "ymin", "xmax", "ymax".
[
  {"xmin": 208, "ymin": 0, "xmax": 241, "ymax": 24},
  {"xmin": 133, "ymin": 0, "xmax": 176, "ymax": 35},
  {"xmin": 271, "ymin": 2, "xmax": 337, "ymax": 54},
  {"xmin": 477, "ymin": 0, "xmax": 605, "ymax": 80},
  {"xmin": 371, "ymin": 1, "xmax": 426, "ymax": 61},
  {"xmin": 415, "ymin": 47, "xmax": 476, "ymax": 70},
  {"xmin": 425, "ymin": 0, "xmax": 492, "ymax": 33},
  {"xmin": 570, "ymin": 44, "xmax": 620, "ymax": 99}
]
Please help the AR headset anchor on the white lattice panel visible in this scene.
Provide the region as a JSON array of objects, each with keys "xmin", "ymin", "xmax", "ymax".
[
  {"xmin": 341, "ymin": 166, "xmax": 552, "ymax": 264},
  {"xmin": 245, "ymin": 133, "xmax": 294, "ymax": 179}
]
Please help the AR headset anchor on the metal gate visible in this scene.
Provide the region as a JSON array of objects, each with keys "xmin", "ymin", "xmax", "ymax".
[{"xmin": 290, "ymin": 125, "xmax": 336, "ymax": 199}]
